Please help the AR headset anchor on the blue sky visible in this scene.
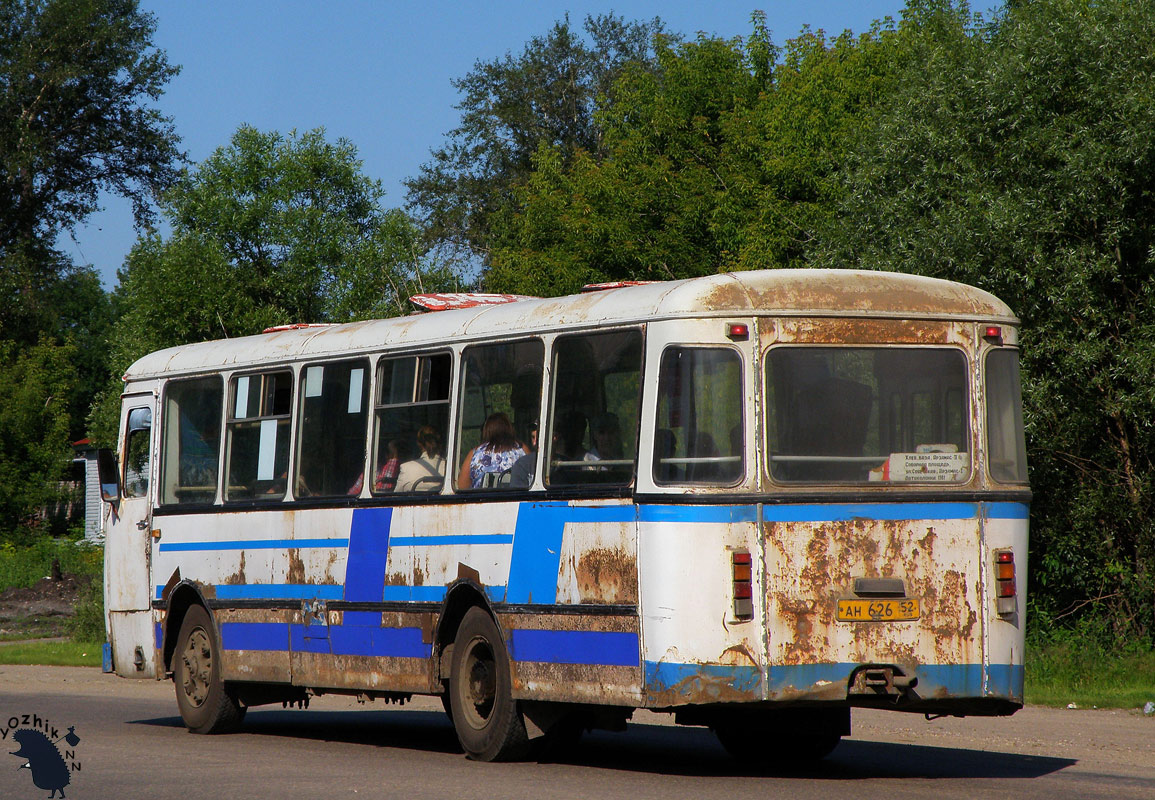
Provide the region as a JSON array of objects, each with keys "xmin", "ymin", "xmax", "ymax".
[{"xmin": 63, "ymin": 1, "xmax": 912, "ymax": 288}]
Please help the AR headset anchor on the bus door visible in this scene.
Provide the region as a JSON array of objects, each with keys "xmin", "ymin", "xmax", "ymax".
[
  {"xmin": 105, "ymin": 389, "xmax": 159, "ymax": 677},
  {"xmin": 635, "ymin": 317, "xmax": 763, "ymax": 707}
]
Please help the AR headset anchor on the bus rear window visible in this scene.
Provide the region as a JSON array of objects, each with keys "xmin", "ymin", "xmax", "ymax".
[
  {"xmin": 985, "ymin": 349, "xmax": 1028, "ymax": 483},
  {"xmin": 766, "ymin": 347, "xmax": 970, "ymax": 484}
]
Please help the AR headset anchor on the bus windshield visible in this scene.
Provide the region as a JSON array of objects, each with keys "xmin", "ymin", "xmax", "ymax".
[{"xmin": 766, "ymin": 347, "xmax": 970, "ymax": 484}]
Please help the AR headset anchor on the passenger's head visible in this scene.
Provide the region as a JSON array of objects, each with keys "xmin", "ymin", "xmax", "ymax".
[
  {"xmin": 416, "ymin": 425, "xmax": 442, "ymax": 456},
  {"xmin": 481, "ymin": 412, "xmax": 518, "ymax": 451}
]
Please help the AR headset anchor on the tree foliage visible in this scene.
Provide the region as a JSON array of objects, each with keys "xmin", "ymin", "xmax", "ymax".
[
  {"xmin": 93, "ymin": 126, "xmax": 457, "ymax": 445},
  {"xmin": 819, "ymin": 0, "xmax": 1155, "ymax": 639},
  {"xmin": 0, "ymin": 337, "xmax": 76, "ymax": 540},
  {"xmin": 485, "ymin": 14, "xmax": 902, "ymax": 295},
  {"xmin": 0, "ymin": 0, "xmax": 177, "ymax": 534},
  {"xmin": 405, "ymin": 13, "xmax": 667, "ymax": 270}
]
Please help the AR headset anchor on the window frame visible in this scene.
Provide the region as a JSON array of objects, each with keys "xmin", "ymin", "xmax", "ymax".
[
  {"xmin": 651, "ymin": 343, "xmax": 746, "ymax": 488},
  {"xmin": 223, "ymin": 367, "xmax": 295, "ymax": 503},
  {"xmin": 762, "ymin": 343, "xmax": 974, "ymax": 486}
]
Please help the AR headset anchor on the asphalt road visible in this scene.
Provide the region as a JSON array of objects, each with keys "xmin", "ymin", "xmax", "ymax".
[{"xmin": 1, "ymin": 665, "xmax": 1153, "ymax": 800}]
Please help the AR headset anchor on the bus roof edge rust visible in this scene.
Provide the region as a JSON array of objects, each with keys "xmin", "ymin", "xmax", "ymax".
[{"xmin": 124, "ymin": 269, "xmax": 1018, "ymax": 380}]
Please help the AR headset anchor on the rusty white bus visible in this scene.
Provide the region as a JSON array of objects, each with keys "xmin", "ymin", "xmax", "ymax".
[{"xmin": 98, "ymin": 269, "xmax": 1029, "ymax": 763}]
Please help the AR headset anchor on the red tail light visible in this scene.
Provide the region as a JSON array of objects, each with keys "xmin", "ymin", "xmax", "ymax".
[
  {"xmin": 732, "ymin": 551, "xmax": 753, "ymax": 620},
  {"xmin": 995, "ymin": 550, "xmax": 1016, "ymax": 616}
]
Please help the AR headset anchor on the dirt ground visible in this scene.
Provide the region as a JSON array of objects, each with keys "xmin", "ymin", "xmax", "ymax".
[{"xmin": 0, "ymin": 573, "xmax": 83, "ymax": 640}]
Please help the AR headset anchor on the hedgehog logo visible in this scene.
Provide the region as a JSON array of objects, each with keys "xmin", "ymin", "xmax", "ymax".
[{"xmin": 9, "ymin": 725, "xmax": 80, "ymax": 799}]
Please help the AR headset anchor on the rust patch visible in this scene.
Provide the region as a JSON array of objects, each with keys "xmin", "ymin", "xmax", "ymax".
[
  {"xmin": 222, "ymin": 551, "xmax": 247, "ymax": 585},
  {"xmin": 778, "ymin": 318, "xmax": 958, "ymax": 345},
  {"xmin": 383, "ymin": 572, "xmax": 408, "ymax": 587},
  {"xmin": 765, "ymin": 516, "xmax": 981, "ymax": 673},
  {"xmin": 286, "ymin": 550, "xmax": 306, "ymax": 585},
  {"xmin": 412, "ymin": 564, "xmax": 425, "ymax": 587},
  {"xmin": 719, "ymin": 643, "xmax": 759, "ymax": 667},
  {"xmin": 575, "ymin": 546, "xmax": 638, "ymax": 604}
]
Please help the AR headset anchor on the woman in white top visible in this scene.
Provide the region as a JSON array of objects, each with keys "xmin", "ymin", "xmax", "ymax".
[{"xmin": 395, "ymin": 425, "xmax": 446, "ymax": 492}]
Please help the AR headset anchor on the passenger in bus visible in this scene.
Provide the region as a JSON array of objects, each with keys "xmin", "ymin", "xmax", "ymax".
[
  {"xmin": 509, "ymin": 421, "xmax": 538, "ymax": 488},
  {"xmin": 396, "ymin": 426, "xmax": 446, "ymax": 492},
  {"xmin": 373, "ymin": 439, "xmax": 402, "ymax": 492},
  {"xmin": 584, "ymin": 412, "xmax": 622, "ymax": 466},
  {"xmin": 457, "ymin": 412, "xmax": 526, "ymax": 489}
]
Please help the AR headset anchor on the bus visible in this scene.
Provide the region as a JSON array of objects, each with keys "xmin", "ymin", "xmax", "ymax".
[{"xmin": 98, "ymin": 269, "xmax": 1030, "ymax": 763}]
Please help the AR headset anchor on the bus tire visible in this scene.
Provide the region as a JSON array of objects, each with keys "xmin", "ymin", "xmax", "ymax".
[
  {"xmin": 449, "ymin": 607, "xmax": 528, "ymax": 761},
  {"xmin": 173, "ymin": 604, "xmax": 245, "ymax": 734}
]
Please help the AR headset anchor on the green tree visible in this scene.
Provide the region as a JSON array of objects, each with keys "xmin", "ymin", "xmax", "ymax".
[
  {"xmin": 0, "ymin": 337, "xmax": 76, "ymax": 540},
  {"xmin": 94, "ymin": 126, "xmax": 456, "ymax": 444},
  {"xmin": 820, "ymin": 0, "xmax": 1155, "ymax": 641},
  {"xmin": 405, "ymin": 14, "xmax": 667, "ymax": 270},
  {"xmin": 486, "ymin": 13, "xmax": 902, "ymax": 295},
  {"xmin": 0, "ymin": 0, "xmax": 179, "ymax": 535}
]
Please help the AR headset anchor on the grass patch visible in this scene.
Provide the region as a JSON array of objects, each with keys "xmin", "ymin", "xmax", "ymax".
[
  {"xmin": 0, "ymin": 534, "xmax": 103, "ymax": 591},
  {"xmin": 0, "ymin": 639, "xmax": 102, "ymax": 667},
  {"xmin": 1025, "ymin": 639, "xmax": 1155, "ymax": 709}
]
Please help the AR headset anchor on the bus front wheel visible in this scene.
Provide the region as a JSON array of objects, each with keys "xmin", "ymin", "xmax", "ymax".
[
  {"xmin": 449, "ymin": 607, "xmax": 528, "ymax": 761},
  {"xmin": 173, "ymin": 604, "xmax": 245, "ymax": 734}
]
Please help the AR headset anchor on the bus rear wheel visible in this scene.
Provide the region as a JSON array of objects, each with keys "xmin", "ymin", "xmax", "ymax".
[
  {"xmin": 173, "ymin": 605, "xmax": 246, "ymax": 734},
  {"xmin": 449, "ymin": 607, "xmax": 528, "ymax": 761}
]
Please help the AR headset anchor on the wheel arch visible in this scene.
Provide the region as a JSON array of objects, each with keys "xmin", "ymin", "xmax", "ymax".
[
  {"xmin": 434, "ymin": 578, "xmax": 502, "ymax": 680},
  {"xmin": 163, "ymin": 580, "xmax": 214, "ymax": 673}
]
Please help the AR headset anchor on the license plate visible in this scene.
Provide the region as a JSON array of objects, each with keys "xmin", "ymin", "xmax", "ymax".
[{"xmin": 837, "ymin": 598, "xmax": 920, "ymax": 622}]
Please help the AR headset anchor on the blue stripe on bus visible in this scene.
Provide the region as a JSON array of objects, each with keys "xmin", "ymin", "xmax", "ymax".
[
  {"xmin": 645, "ymin": 661, "xmax": 762, "ymax": 695},
  {"xmin": 983, "ymin": 502, "xmax": 1030, "ymax": 519},
  {"xmin": 637, "ymin": 505, "xmax": 758, "ymax": 523},
  {"xmin": 158, "ymin": 538, "xmax": 350, "ymax": 552},
  {"xmin": 215, "ymin": 584, "xmax": 345, "ymax": 601},
  {"xmin": 344, "ymin": 507, "xmax": 392, "ymax": 603},
  {"xmin": 389, "ymin": 534, "xmax": 514, "ymax": 546},
  {"xmin": 381, "ymin": 585, "xmax": 448, "ymax": 602},
  {"xmin": 510, "ymin": 630, "xmax": 638, "ymax": 666},
  {"xmin": 330, "ymin": 625, "xmax": 431, "ymax": 659},
  {"xmin": 221, "ymin": 622, "xmax": 289, "ymax": 651},
  {"xmin": 762, "ymin": 662, "xmax": 1024, "ymax": 700}
]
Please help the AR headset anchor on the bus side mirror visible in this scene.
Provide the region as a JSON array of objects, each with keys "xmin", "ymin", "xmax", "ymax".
[{"xmin": 97, "ymin": 448, "xmax": 121, "ymax": 504}]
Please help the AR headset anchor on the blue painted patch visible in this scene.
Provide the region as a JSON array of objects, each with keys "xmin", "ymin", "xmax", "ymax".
[
  {"xmin": 290, "ymin": 623, "xmax": 332, "ymax": 654},
  {"xmin": 221, "ymin": 622, "xmax": 289, "ymax": 652},
  {"xmin": 506, "ymin": 503, "xmax": 637, "ymax": 605},
  {"xmin": 510, "ymin": 629, "xmax": 639, "ymax": 666},
  {"xmin": 158, "ymin": 538, "xmax": 349, "ymax": 552},
  {"xmin": 330, "ymin": 625, "xmax": 431, "ymax": 659},
  {"xmin": 344, "ymin": 507, "xmax": 392, "ymax": 603},
  {"xmin": 645, "ymin": 661, "xmax": 762, "ymax": 696},
  {"xmin": 983, "ymin": 502, "xmax": 1030, "ymax": 520},
  {"xmin": 102, "ymin": 641, "xmax": 113, "ymax": 672}
]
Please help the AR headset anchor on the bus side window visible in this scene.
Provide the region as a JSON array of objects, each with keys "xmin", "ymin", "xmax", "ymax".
[
  {"xmin": 296, "ymin": 359, "xmax": 370, "ymax": 498},
  {"xmin": 123, "ymin": 407, "xmax": 152, "ymax": 498},
  {"xmin": 373, "ymin": 352, "xmax": 452, "ymax": 495},
  {"xmin": 160, "ymin": 377, "xmax": 223, "ymax": 505},
  {"xmin": 546, "ymin": 329, "xmax": 643, "ymax": 488},
  {"xmin": 653, "ymin": 347, "xmax": 744, "ymax": 485},
  {"xmin": 455, "ymin": 340, "xmax": 543, "ymax": 491},
  {"xmin": 225, "ymin": 370, "xmax": 293, "ymax": 501}
]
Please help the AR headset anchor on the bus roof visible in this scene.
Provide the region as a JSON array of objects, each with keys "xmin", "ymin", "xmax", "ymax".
[{"xmin": 124, "ymin": 269, "xmax": 1018, "ymax": 381}]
